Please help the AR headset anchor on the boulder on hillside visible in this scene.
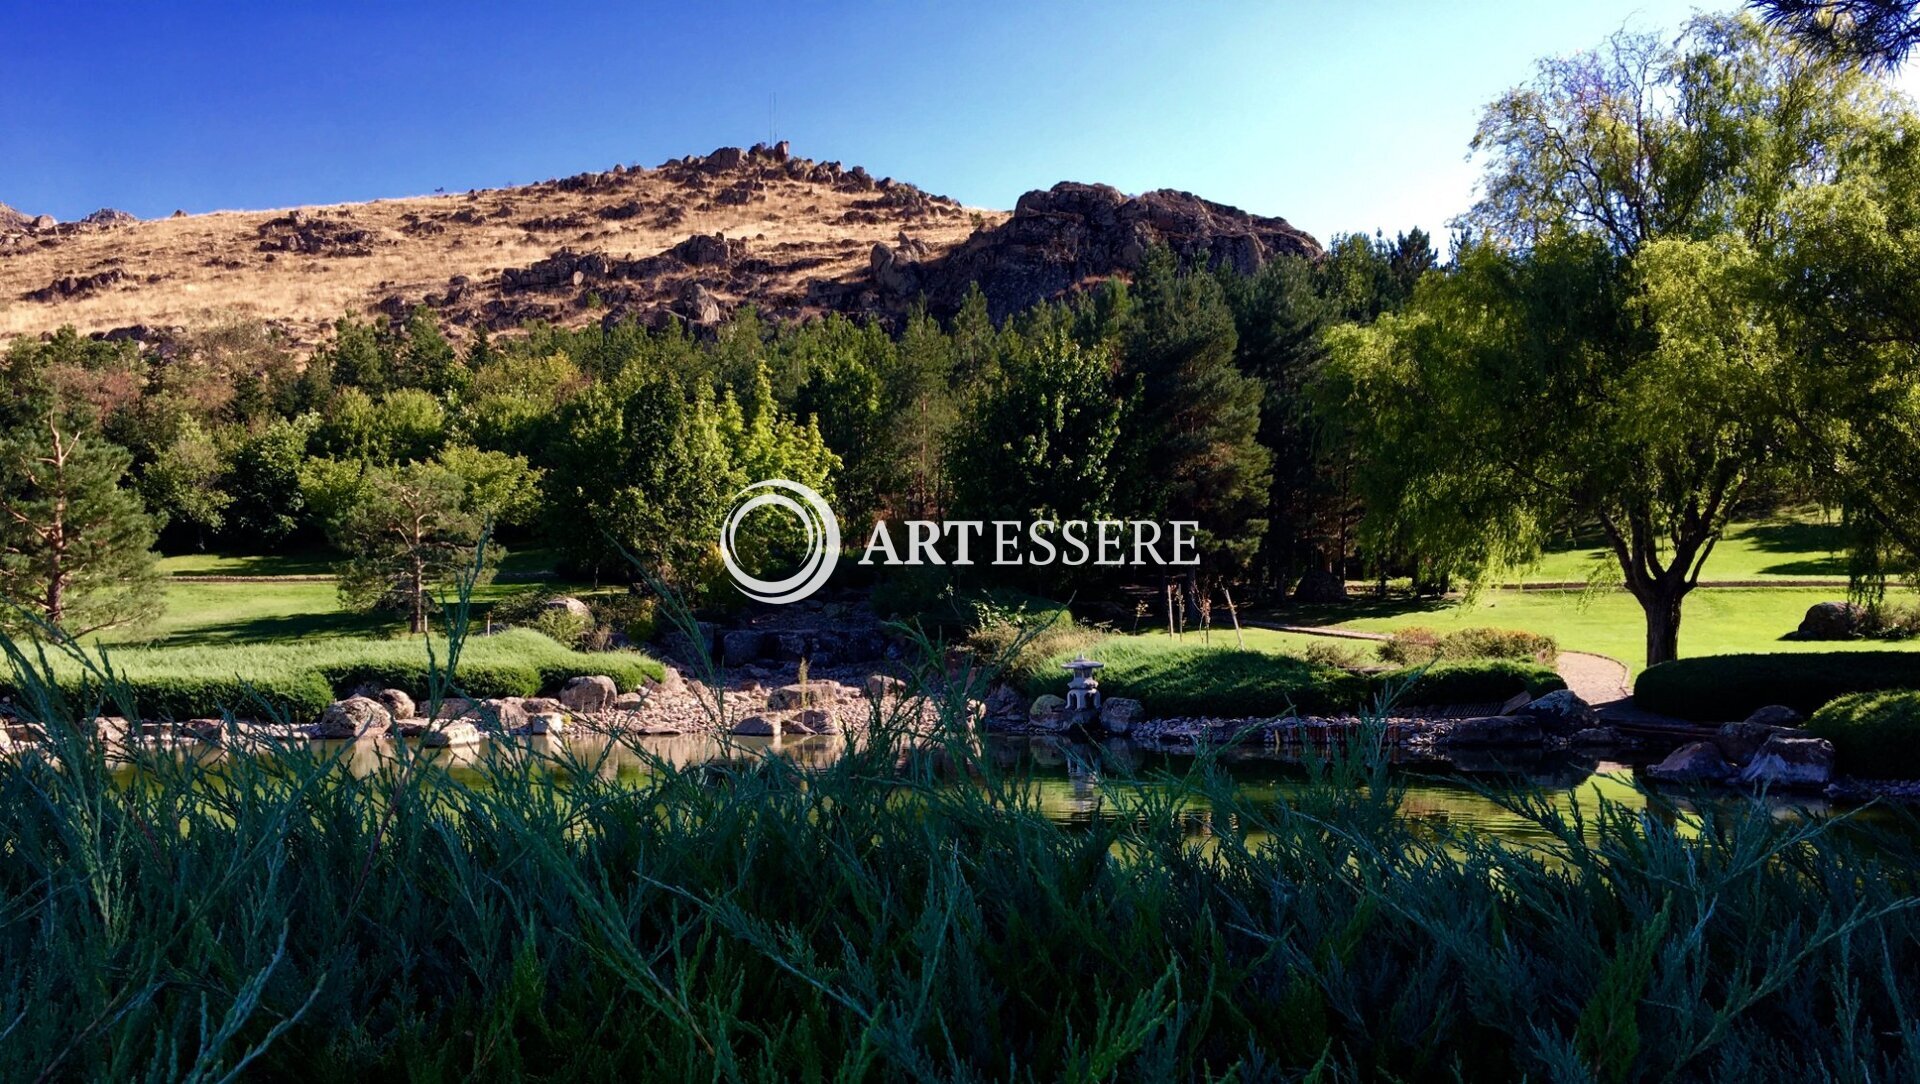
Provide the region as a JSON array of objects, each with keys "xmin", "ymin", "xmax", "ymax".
[
  {"xmin": 1798, "ymin": 601, "xmax": 1864, "ymax": 640},
  {"xmin": 559, "ymin": 675, "xmax": 618, "ymax": 713}
]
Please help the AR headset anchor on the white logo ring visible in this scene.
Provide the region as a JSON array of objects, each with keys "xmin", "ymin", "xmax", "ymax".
[{"xmin": 719, "ymin": 479, "xmax": 840, "ymax": 604}]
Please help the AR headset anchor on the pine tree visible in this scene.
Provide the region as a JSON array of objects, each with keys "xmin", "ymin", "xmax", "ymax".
[{"xmin": 0, "ymin": 419, "xmax": 164, "ymax": 636}]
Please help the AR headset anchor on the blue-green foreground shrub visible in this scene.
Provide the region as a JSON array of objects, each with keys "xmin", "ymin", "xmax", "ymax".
[
  {"xmin": 1807, "ymin": 690, "xmax": 1920, "ymax": 778},
  {"xmin": 1, "ymin": 622, "xmax": 1918, "ymax": 1080},
  {"xmin": 1636, "ymin": 652, "xmax": 1920, "ymax": 721}
]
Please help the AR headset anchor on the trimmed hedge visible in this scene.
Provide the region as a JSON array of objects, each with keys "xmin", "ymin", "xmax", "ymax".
[
  {"xmin": 1382, "ymin": 659, "xmax": 1565, "ymax": 707},
  {"xmin": 1635, "ymin": 652, "xmax": 1920, "ymax": 721},
  {"xmin": 1806, "ymin": 691, "xmax": 1920, "ymax": 778},
  {"xmin": 1, "ymin": 630, "xmax": 663, "ymax": 722},
  {"xmin": 1024, "ymin": 640, "xmax": 1562, "ymax": 718}
]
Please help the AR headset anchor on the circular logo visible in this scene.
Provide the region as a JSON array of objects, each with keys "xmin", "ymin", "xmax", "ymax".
[{"xmin": 719, "ymin": 479, "xmax": 840, "ymax": 604}]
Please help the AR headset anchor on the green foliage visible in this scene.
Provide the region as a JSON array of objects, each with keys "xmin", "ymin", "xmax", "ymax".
[
  {"xmin": 528, "ymin": 607, "xmax": 590, "ymax": 648},
  {"xmin": 946, "ymin": 331, "xmax": 1124, "ymax": 527},
  {"xmin": 0, "ymin": 423, "xmax": 164, "ymax": 637},
  {"xmin": 1118, "ymin": 247, "xmax": 1272, "ymax": 572},
  {"xmin": 220, "ymin": 416, "xmax": 314, "ymax": 547},
  {"xmin": 1383, "ymin": 659, "xmax": 1566, "ymax": 706},
  {"xmin": 1807, "ymin": 690, "xmax": 1920, "ymax": 777},
  {"xmin": 1636, "ymin": 652, "xmax": 1920, "ymax": 720},
  {"xmin": 0, "ymin": 628, "xmax": 660, "ymax": 720},
  {"xmin": 1024, "ymin": 638, "xmax": 1370, "ymax": 716},
  {"xmin": 1379, "ymin": 626, "xmax": 1559, "ymax": 666}
]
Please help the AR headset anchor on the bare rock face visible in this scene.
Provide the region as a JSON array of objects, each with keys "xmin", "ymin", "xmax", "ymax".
[
  {"xmin": 373, "ymin": 689, "xmax": 416, "ymax": 722},
  {"xmin": 1099, "ymin": 697, "xmax": 1145, "ymax": 734},
  {"xmin": 0, "ymin": 203, "xmax": 35, "ymax": 233},
  {"xmin": 878, "ymin": 181, "xmax": 1321, "ymax": 319}
]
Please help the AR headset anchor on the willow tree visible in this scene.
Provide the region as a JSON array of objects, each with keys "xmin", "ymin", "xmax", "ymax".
[{"xmin": 1322, "ymin": 13, "xmax": 1892, "ymax": 667}]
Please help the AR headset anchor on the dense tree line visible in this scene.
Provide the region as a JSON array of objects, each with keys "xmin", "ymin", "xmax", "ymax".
[
  {"xmin": 11, "ymin": 12, "xmax": 1920, "ymax": 664},
  {"xmin": 0, "ymin": 229, "xmax": 1423, "ymax": 633}
]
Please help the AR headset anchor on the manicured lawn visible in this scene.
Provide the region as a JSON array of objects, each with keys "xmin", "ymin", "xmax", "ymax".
[
  {"xmin": 157, "ymin": 550, "xmax": 339, "ymax": 577},
  {"xmin": 106, "ymin": 557, "xmax": 606, "ymax": 647},
  {"xmin": 1278, "ymin": 587, "xmax": 1920, "ymax": 674},
  {"xmin": 1521, "ymin": 509, "xmax": 1849, "ymax": 584}
]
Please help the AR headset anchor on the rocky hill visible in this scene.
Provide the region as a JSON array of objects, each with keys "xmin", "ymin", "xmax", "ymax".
[{"xmin": 0, "ymin": 145, "xmax": 1320, "ymax": 348}]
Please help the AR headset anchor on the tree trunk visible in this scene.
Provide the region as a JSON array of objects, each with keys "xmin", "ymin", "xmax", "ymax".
[
  {"xmin": 410, "ymin": 554, "xmax": 427, "ymax": 635},
  {"xmin": 1635, "ymin": 583, "xmax": 1685, "ymax": 668}
]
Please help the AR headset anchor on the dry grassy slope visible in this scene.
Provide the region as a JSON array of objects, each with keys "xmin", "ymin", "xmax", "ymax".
[{"xmin": 0, "ymin": 144, "xmax": 1004, "ymax": 349}]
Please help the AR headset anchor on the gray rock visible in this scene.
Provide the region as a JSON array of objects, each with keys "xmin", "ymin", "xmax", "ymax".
[
  {"xmin": 311, "ymin": 696, "xmax": 392, "ymax": 740},
  {"xmin": 475, "ymin": 698, "xmax": 528, "ymax": 731},
  {"xmin": 1646, "ymin": 741, "xmax": 1734, "ymax": 784},
  {"xmin": 430, "ymin": 696, "xmax": 478, "ymax": 721},
  {"xmin": 422, "ymin": 721, "xmax": 483, "ymax": 748},
  {"xmin": 612, "ymin": 692, "xmax": 646, "ymax": 711},
  {"xmin": 791, "ymin": 708, "xmax": 841, "ymax": 735},
  {"xmin": 865, "ymin": 674, "xmax": 907, "ymax": 701},
  {"xmin": 1509, "ymin": 689, "xmax": 1599, "ymax": 734},
  {"xmin": 1099, "ymin": 697, "xmax": 1145, "ymax": 734},
  {"xmin": 1569, "ymin": 726, "xmax": 1621, "ymax": 745},
  {"xmin": 1798, "ymin": 601, "xmax": 1864, "ymax": 640},
  {"xmin": 542, "ymin": 596, "xmax": 594, "ymax": 621},
  {"xmin": 559, "ymin": 675, "xmax": 618, "ymax": 713},
  {"xmin": 1739, "ymin": 735, "xmax": 1834, "ymax": 788},
  {"xmin": 517, "ymin": 712, "xmax": 567, "ymax": 736},
  {"xmin": 767, "ymin": 683, "xmax": 835, "ymax": 710},
  {"xmin": 374, "ymin": 689, "xmax": 415, "ymax": 722},
  {"xmin": 723, "ymin": 629, "xmax": 769, "ymax": 662},
  {"xmin": 1714, "ymin": 720, "xmax": 1798, "ymax": 764},
  {"xmin": 732, "ymin": 714, "xmax": 780, "ymax": 737},
  {"xmin": 1436, "ymin": 716, "xmax": 1545, "ymax": 747},
  {"xmin": 1743, "ymin": 704, "xmax": 1807, "ymax": 728}
]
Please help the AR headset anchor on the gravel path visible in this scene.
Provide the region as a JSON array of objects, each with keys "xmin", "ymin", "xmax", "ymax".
[
  {"xmin": 1554, "ymin": 650, "xmax": 1632, "ymax": 707},
  {"xmin": 1248, "ymin": 621, "xmax": 1634, "ymax": 708}
]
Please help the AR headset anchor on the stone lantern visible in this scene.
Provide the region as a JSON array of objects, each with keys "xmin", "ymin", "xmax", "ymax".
[{"xmin": 1061, "ymin": 655, "xmax": 1105, "ymax": 712}]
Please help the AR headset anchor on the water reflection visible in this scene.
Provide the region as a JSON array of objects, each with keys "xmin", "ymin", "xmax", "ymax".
[{"xmin": 118, "ymin": 730, "xmax": 1840, "ymax": 845}]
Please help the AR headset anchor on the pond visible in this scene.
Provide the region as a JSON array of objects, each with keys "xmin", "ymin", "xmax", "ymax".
[{"xmin": 134, "ymin": 729, "xmax": 1842, "ymax": 848}]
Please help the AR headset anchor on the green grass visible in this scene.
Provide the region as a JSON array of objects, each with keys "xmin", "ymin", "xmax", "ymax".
[
  {"xmin": 103, "ymin": 571, "xmax": 613, "ymax": 647},
  {"xmin": 18, "ymin": 628, "xmax": 663, "ymax": 720},
  {"xmin": 1521, "ymin": 509, "xmax": 1850, "ymax": 583},
  {"xmin": 1279, "ymin": 588, "xmax": 1920, "ymax": 674},
  {"xmin": 156, "ymin": 550, "xmax": 341, "ymax": 577}
]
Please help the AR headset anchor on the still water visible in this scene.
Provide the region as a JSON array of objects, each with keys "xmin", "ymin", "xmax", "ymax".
[{"xmin": 145, "ymin": 729, "xmax": 1826, "ymax": 848}]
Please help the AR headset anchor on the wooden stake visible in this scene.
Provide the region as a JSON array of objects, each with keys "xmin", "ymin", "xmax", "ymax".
[{"xmin": 1222, "ymin": 585, "xmax": 1245, "ymax": 650}]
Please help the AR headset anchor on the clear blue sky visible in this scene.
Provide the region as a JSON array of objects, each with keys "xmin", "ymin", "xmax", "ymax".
[{"xmin": 2, "ymin": 0, "xmax": 1811, "ymax": 246}]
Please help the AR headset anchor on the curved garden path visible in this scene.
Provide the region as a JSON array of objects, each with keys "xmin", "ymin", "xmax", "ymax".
[{"xmin": 1247, "ymin": 621, "xmax": 1631, "ymax": 708}]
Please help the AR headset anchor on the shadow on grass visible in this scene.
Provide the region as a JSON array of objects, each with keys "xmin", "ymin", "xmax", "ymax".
[
  {"xmin": 1260, "ymin": 596, "xmax": 1459, "ymax": 627},
  {"xmin": 138, "ymin": 609, "xmax": 397, "ymax": 647},
  {"xmin": 1740, "ymin": 520, "xmax": 1849, "ymax": 576}
]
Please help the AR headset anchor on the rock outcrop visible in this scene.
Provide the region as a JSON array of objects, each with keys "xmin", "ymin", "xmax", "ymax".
[{"xmin": 868, "ymin": 181, "xmax": 1321, "ymax": 319}]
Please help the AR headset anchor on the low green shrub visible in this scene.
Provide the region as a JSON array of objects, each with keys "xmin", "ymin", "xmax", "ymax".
[
  {"xmin": 1635, "ymin": 652, "xmax": 1920, "ymax": 721},
  {"xmin": 1380, "ymin": 659, "xmax": 1565, "ymax": 707},
  {"xmin": 1807, "ymin": 690, "xmax": 1920, "ymax": 777},
  {"xmin": 1378, "ymin": 626, "xmax": 1558, "ymax": 666},
  {"xmin": 1024, "ymin": 639, "xmax": 1556, "ymax": 717},
  {"xmin": 529, "ymin": 608, "xmax": 592, "ymax": 648},
  {"xmin": 0, "ymin": 630, "xmax": 662, "ymax": 721}
]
